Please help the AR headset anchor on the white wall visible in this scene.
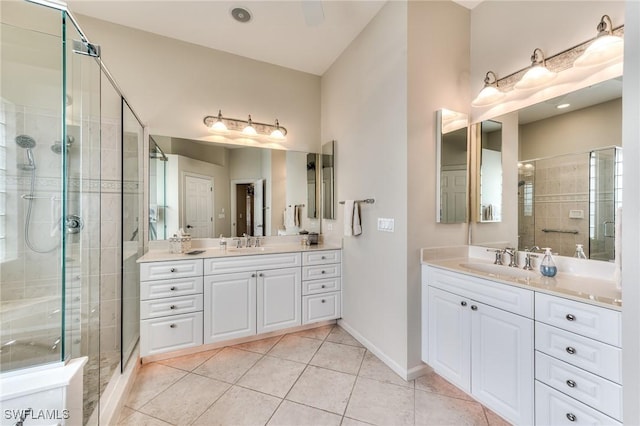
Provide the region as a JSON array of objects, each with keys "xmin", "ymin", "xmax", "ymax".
[
  {"xmin": 321, "ymin": 1, "xmax": 410, "ymax": 373},
  {"xmin": 74, "ymin": 15, "xmax": 321, "ymax": 154}
]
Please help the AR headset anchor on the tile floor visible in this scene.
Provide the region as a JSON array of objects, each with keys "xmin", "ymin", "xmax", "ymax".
[{"xmin": 117, "ymin": 325, "xmax": 510, "ymax": 425}]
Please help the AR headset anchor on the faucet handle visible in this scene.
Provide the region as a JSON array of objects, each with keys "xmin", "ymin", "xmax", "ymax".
[{"xmin": 486, "ymin": 248, "xmax": 503, "ymax": 265}]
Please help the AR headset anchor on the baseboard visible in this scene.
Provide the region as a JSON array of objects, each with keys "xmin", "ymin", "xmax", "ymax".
[
  {"xmin": 337, "ymin": 320, "xmax": 429, "ymax": 381},
  {"xmin": 98, "ymin": 343, "xmax": 141, "ymax": 426}
]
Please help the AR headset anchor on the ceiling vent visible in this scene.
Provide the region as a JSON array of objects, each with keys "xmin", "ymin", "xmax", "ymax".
[{"xmin": 231, "ymin": 7, "xmax": 252, "ymax": 23}]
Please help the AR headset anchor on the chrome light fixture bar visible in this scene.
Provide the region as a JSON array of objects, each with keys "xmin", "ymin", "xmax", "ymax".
[{"xmin": 203, "ymin": 110, "xmax": 288, "ymax": 139}]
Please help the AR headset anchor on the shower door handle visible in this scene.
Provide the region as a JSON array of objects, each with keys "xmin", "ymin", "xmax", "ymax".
[{"xmin": 603, "ymin": 220, "xmax": 615, "ymax": 238}]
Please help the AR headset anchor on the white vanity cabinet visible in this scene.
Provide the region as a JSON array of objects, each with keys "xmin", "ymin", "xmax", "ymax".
[
  {"xmin": 203, "ymin": 253, "xmax": 302, "ymax": 344},
  {"xmin": 534, "ymin": 292, "xmax": 623, "ymax": 425},
  {"xmin": 140, "ymin": 259, "xmax": 204, "ymax": 357},
  {"xmin": 301, "ymin": 250, "xmax": 342, "ymax": 324},
  {"xmin": 424, "ymin": 266, "xmax": 534, "ymax": 426}
]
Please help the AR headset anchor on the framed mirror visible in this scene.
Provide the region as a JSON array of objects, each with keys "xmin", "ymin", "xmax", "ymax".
[
  {"xmin": 321, "ymin": 140, "xmax": 335, "ymax": 220},
  {"xmin": 436, "ymin": 109, "xmax": 469, "ymax": 223},
  {"xmin": 148, "ymin": 135, "xmax": 321, "ymax": 240},
  {"xmin": 470, "ymin": 77, "xmax": 623, "ymax": 260},
  {"xmin": 478, "ymin": 120, "xmax": 502, "ymax": 222}
]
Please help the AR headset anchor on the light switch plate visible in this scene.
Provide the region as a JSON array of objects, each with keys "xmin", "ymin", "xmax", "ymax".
[
  {"xmin": 377, "ymin": 218, "xmax": 395, "ymax": 232},
  {"xmin": 569, "ymin": 209, "xmax": 584, "ymax": 219}
]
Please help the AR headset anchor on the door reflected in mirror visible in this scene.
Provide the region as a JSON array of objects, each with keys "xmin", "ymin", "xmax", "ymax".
[
  {"xmin": 478, "ymin": 120, "xmax": 502, "ymax": 222},
  {"xmin": 436, "ymin": 109, "xmax": 469, "ymax": 223},
  {"xmin": 321, "ymin": 140, "xmax": 335, "ymax": 220}
]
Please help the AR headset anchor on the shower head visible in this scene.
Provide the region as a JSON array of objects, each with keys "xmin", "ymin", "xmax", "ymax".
[
  {"xmin": 15, "ymin": 135, "xmax": 36, "ymax": 170},
  {"xmin": 50, "ymin": 135, "xmax": 75, "ymax": 155}
]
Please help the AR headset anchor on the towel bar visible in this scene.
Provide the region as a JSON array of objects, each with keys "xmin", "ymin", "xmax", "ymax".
[{"xmin": 339, "ymin": 198, "xmax": 375, "ymax": 205}]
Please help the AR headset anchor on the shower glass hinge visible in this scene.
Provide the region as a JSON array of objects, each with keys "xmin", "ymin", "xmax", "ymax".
[{"xmin": 73, "ymin": 39, "xmax": 100, "ymax": 57}]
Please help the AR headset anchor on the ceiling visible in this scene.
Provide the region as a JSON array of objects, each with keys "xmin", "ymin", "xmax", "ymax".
[{"xmin": 67, "ymin": 0, "xmax": 386, "ymax": 76}]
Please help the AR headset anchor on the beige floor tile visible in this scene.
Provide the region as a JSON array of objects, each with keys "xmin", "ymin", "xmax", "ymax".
[
  {"xmin": 116, "ymin": 406, "xmax": 135, "ymax": 423},
  {"xmin": 289, "ymin": 325, "xmax": 335, "ymax": 340},
  {"xmin": 286, "ymin": 365, "xmax": 356, "ymax": 415},
  {"xmin": 157, "ymin": 348, "xmax": 220, "ymax": 372},
  {"xmin": 138, "ymin": 373, "xmax": 230, "ymax": 424},
  {"xmin": 117, "ymin": 410, "xmax": 173, "ymax": 426},
  {"xmin": 194, "ymin": 346, "xmax": 262, "ymax": 383},
  {"xmin": 415, "ymin": 370, "xmax": 473, "ymax": 401},
  {"xmin": 415, "ymin": 389, "xmax": 488, "ymax": 426},
  {"xmin": 268, "ymin": 335, "xmax": 323, "ymax": 363},
  {"xmin": 325, "ymin": 326, "xmax": 364, "ymax": 347},
  {"xmin": 193, "ymin": 385, "xmax": 281, "ymax": 426},
  {"xmin": 267, "ymin": 400, "xmax": 342, "ymax": 426},
  {"xmin": 345, "ymin": 377, "xmax": 414, "ymax": 426},
  {"xmin": 484, "ymin": 407, "xmax": 512, "ymax": 426},
  {"xmin": 233, "ymin": 335, "xmax": 283, "ymax": 354},
  {"xmin": 125, "ymin": 363, "xmax": 187, "ymax": 410},
  {"xmin": 341, "ymin": 417, "xmax": 374, "ymax": 426},
  {"xmin": 237, "ymin": 355, "xmax": 306, "ymax": 397},
  {"xmin": 310, "ymin": 341, "xmax": 365, "ymax": 375},
  {"xmin": 358, "ymin": 351, "xmax": 413, "ymax": 388}
]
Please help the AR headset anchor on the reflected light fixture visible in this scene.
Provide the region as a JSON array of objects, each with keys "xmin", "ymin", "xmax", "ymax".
[
  {"xmin": 203, "ymin": 112, "xmax": 288, "ymax": 139},
  {"xmin": 556, "ymin": 103, "xmax": 571, "ymax": 109},
  {"xmin": 471, "ymin": 71, "xmax": 505, "ymax": 107},
  {"xmin": 514, "ymin": 48, "xmax": 557, "ymax": 90},
  {"xmin": 574, "ymin": 15, "xmax": 624, "ymax": 67}
]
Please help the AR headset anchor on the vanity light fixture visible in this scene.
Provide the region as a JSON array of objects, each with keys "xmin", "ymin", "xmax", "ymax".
[
  {"xmin": 574, "ymin": 15, "xmax": 624, "ymax": 67},
  {"xmin": 514, "ymin": 48, "xmax": 557, "ymax": 90},
  {"xmin": 203, "ymin": 112, "xmax": 288, "ymax": 139},
  {"xmin": 471, "ymin": 71, "xmax": 505, "ymax": 107}
]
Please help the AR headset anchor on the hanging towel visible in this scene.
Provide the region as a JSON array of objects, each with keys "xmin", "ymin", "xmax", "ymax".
[
  {"xmin": 294, "ymin": 205, "xmax": 301, "ymax": 227},
  {"xmin": 284, "ymin": 206, "xmax": 295, "ymax": 230},
  {"xmin": 344, "ymin": 200, "xmax": 355, "ymax": 236},
  {"xmin": 353, "ymin": 201, "xmax": 362, "ymax": 236}
]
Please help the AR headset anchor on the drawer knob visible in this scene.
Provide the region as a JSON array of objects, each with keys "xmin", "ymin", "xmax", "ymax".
[
  {"xmin": 321, "ymin": 299, "xmax": 326, "ymax": 303},
  {"xmin": 566, "ymin": 379, "xmax": 577, "ymax": 388},
  {"xmin": 321, "ymin": 284, "xmax": 326, "ymax": 288},
  {"xmin": 251, "ymin": 273, "xmax": 256, "ymax": 277},
  {"xmin": 170, "ymin": 324, "xmax": 176, "ymax": 328},
  {"xmin": 470, "ymin": 305, "xmax": 478, "ymax": 311},
  {"xmin": 566, "ymin": 346, "xmax": 576, "ymax": 355},
  {"xmin": 321, "ymin": 256, "xmax": 326, "ymax": 259},
  {"xmin": 461, "ymin": 301, "xmax": 467, "ymax": 307},
  {"xmin": 170, "ymin": 305, "xmax": 176, "ymax": 310},
  {"xmin": 170, "ymin": 286, "xmax": 176, "ymax": 291},
  {"xmin": 259, "ymin": 273, "xmax": 264, "ymax": 277},
  {"xmin": 170, "ymin": 268, "xmax": 176, "ymax": 272},
  {"xmin": 566, "ymin": 314, "xmax": 576, "ymax": 321},
  {"xmin": 321, "ymin": 270, "xmax": 326, "ymax": 274},
  {"xmin": 566, "ymin": 413, "xmax": 577, "ymax": 422}
]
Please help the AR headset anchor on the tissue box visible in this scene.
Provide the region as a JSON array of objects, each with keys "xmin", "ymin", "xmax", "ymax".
[{"xmin": 169, "ymin": 235, "xmax": 192, "ymax": 253}]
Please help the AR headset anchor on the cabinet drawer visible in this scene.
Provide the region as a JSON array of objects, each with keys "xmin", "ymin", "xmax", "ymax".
[
  {"xmin": 204, "ymin": 253, "xmax": 301, "ymax": 275},
  {"xmin": 140, "ymin": 294, "xmax": 203, "ymax": 319},
  {"xmin": 536, "ymin": 351, "xmax": 622, "ymax": 421},
  {"xmin": 140, "ymin": 259, "xmax": 203, "ymax": 281},
  {"xmin": 141, "ymin": 277, "xmax": 203, "ymax": 300},
  {"xmin": 535, "ymin": 381, "xmax": 621, "ymax": 426},
  {"xmin": 140, "ymin": 312, "xmax": 203, "ymax": 357},
  {"xmin": 427, "ymin": 267, "xmax": 533, "ymax": 318},
  {"xmin": 535, "ymin": 292, "xmax": 621, "ymax": 347},
  {"xmin": 302, "ymin": 250, "xmax": 341, "ymax": 266},
  {"xmin": 302, "ymin": 277, "xmax": 341, "ymax": 295},
  {"xmin": 302, "ymin": 291, "xmax": 341, "ymax": 324},
  {"xmin": 302, "ymin": 264, "xmax": 341, "ymax": 281},
  {"xmin": 535, "ymin": 323, "xmax": 621, "ymax": 384}
]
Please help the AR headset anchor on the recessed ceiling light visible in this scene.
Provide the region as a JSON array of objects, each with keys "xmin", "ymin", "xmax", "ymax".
[
  {"xmin": 556, "ymin": 103, "xmax": 571, "ymax": 109},
  {"xmin": 231, "ymin": 7, "xmax": 252, "ymax": 23}
]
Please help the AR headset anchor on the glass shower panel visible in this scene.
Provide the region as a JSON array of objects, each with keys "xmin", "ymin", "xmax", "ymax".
[
  {"xmin": 64, "ymin": 15, "xmax": 102, "ymax": 424},
  {"xmin": 0, "ymin": 7, "xmax": 65, "ymax": 372},
  {"xmin": 121, "ymin": 100, "xmax": 143, "ymax": 370},
  {"xmin": 589, "ymin": 148, "xmax": 618, "ymax": 261}
]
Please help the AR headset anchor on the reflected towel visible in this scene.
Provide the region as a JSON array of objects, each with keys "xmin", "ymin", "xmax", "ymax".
[
  {"xmin": 344, "ymin": 200, "xmax": 354, "ymax": 236},
  {"xmin": 284, "ymin": 206, "xmax": 295, "ymax": 230}
]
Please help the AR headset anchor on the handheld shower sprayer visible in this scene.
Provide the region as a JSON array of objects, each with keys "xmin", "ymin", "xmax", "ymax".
[{"xmin": 15, "ymin": 135, "xmax": 37, "ymax": 170}]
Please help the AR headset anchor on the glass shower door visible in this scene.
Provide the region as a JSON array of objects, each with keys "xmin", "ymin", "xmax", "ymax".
[{"xmin": 589, "ymin": 147, "xmax": 621, "ymax": 261}]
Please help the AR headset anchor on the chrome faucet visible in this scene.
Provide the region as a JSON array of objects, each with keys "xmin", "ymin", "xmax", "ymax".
[
  {"xmin": 487, "ymin": 248, "xmax": 503, "ymax": 265},
  {"xmin": 522, "ymin": 249, "xmax": 539, "ymax": 271},
  {"xmin": 502, "ymin": 248, "xmax": 518, "ymax": 267}
]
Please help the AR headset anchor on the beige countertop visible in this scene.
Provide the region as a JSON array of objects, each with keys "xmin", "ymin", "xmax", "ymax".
[
  {"xmin": 137, "ymin": 243, "xmax": 342, "ymax": 263},
  {"xmin": 423, "ymin": 257, "xmax": 621, "ymax": 311}
]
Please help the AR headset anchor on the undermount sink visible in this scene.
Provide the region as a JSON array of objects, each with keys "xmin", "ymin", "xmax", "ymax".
[{"xmin": 459, "ymin": 262, "xmax": 539, "ymax": 279}]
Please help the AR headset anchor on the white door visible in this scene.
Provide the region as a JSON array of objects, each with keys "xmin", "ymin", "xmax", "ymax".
[
  {"xmin": 184, "ymin": 174, "xmax": 212, "ymax": 238},
  {"xmin": 257, "ymin": 267, "xmax": 301, "ymax": 334},
  {"xmin": 428, "ymin": 287, "xmax": 471, "ymax": 392},
  {"xmin": 203, "ymin": 272, "xmax": 256, "ymax": 344},
  {"xmin": 441, "ymin": 169, "xmax": 467, "ymax": 222},
  {"xmin": 254, "ymin": 179, "xmax": 265, "ymax": 236},
  {"xmin": 471, "ymin": 301, "xmax": 534, "ymax": 425}
]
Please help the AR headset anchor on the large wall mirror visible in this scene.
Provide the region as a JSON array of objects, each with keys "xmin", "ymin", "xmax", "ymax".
[
  {"xmin": 436, "ymin": 109, "xmax": 469, "ymax": 223},
  {"xmin": 148, "ymin": 135, "xmax": 321, "ymax": 240},
  {"xmin": 471, "ymin": 77, "xmax": 623, "ymax": 260}
]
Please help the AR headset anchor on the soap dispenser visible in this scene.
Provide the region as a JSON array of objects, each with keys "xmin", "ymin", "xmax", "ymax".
[
  {"xmin": 540, "ymin": 248, "xmax": 558, "ymax": 277},
  {"xmin": 574, "ymin": 244, "xmax": 587, "ymax": 259},
  {"xmin": 219, "ymin": 234, "xmax": 227, "ymax": 252}
]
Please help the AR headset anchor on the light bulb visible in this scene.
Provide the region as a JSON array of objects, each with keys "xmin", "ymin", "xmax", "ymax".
[
  {"xmin": 514, "ymin": 65, "xmax": 556, "ymax": 90},
  {"xmin": 243, "ymin": 115, "xmax": 257, "ymax": 135},
  {"xmin": 472, "ymin": 71, "xmax": 504, "ymax": 107},
  {"xmin": 270, "ymin": 119, "xmax": 285, "ymax": 139},
  {"xmin": 209, "ymin": 110, "xmax": 228, "ymax": 132},
  {"xmin": 574, "ymin": 34, "xmax": 623, "ymax": 67}
]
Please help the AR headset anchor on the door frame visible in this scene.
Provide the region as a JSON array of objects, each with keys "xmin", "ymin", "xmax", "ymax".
[
  {"xmin": 231, "ymin": 178, "xmax": 262, "ymax": 237},
  {"xmin": 182, "ymin": 171, "xmax": 214, "ymax": 238}
]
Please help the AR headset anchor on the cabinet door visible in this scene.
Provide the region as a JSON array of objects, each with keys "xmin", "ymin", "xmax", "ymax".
[
  {"xmin": 471, "ymin": 302, "xmax": 534, "ymax": 425},
  {"xmin": 257, "ymin": 267, "xmax": 301, "ymax": 334},
  {"xmin": 428, "ymin": 287, "xmax": 471, "ymax": 392},
  {"xmin": 204, "ymin": 272, "xmax": 256, "ymax": 344}
]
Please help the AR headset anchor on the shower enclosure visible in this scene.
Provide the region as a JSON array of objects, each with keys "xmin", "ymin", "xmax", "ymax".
[{"xmin": 1, "ymin": 1, "xmax": 144, "ymax": 424}]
